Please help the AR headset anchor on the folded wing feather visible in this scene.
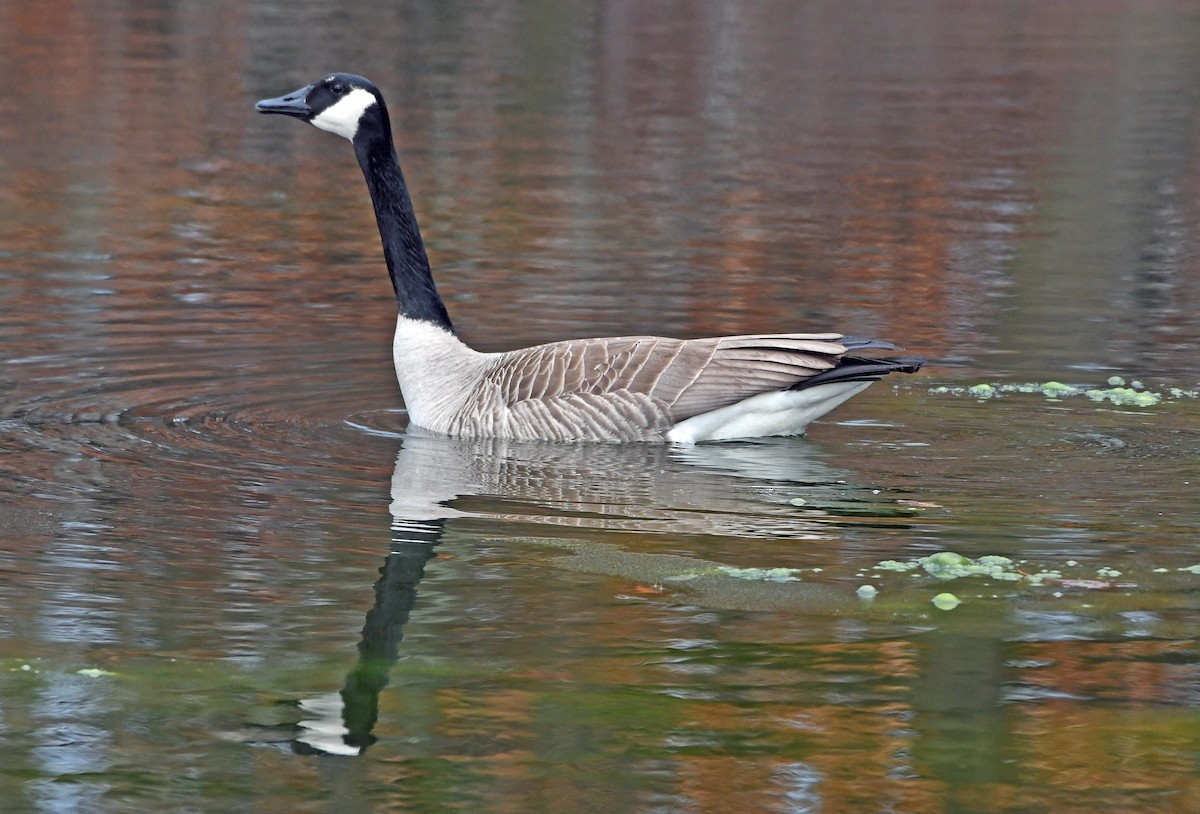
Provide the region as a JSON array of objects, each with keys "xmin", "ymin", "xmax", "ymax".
[{"xmin": 479, "ymin": 333, "xmax": 850, "ymax": 439}]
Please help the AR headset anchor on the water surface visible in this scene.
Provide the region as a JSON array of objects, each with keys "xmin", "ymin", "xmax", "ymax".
[{"xmin": 2, "ymin": 1, "xmax": 1200, "ymax": 812}]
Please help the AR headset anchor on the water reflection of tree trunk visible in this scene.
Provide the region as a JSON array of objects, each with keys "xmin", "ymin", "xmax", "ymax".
[{"xmin": 910, "ymin": 629, "xmax": 1013, "ymax": 794}]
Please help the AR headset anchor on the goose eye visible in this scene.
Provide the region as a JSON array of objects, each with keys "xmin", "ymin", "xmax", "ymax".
[{"xmin": 331, "ymin": 82, "xmax": 346, "ymax": 95}]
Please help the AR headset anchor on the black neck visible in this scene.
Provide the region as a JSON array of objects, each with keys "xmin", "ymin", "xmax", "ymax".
[{"xmin": 353, "ymin": 125, "xmax": 453, "ymax": 332}]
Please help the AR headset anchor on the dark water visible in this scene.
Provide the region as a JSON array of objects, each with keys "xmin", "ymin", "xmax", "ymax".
[{"xmin": 3, "ymin": 1, "xmax": 1200, "ymax": 811}]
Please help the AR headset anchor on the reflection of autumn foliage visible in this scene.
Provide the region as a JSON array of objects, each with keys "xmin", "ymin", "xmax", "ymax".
[
  {"xmin": 343, "ymin": 629, "xmax": 1199, "ymax": 812},
  {"xmin": 3, "ymin": 2, "xmax": 1200, "ymax": 809},
  {"xmin": 6, "ymin": 1, "xmax": 1200, "ymax": 372}
]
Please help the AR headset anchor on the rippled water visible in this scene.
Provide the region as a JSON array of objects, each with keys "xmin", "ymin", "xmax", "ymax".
[{"xmin": 3, "ymin": 1, "xmax": 1200, "ymax": 812}]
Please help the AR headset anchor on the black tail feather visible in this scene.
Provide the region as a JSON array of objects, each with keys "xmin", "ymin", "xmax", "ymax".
[{"xmin": 791, "ymin": 354, "xmax": 925, "ymax": 391}]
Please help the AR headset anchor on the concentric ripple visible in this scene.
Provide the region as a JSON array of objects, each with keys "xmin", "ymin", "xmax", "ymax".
[{"xmin": 1, "ymin": 343, "xmax": 407, "ymax": 509}]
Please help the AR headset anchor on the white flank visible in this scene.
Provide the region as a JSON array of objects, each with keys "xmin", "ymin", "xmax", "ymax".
[
  {"xmin": 666, "ymin": 380, "xmax": 874, "ymax": 443},
  {"xmin": 311, "ymin": 87, "xmax": 377, "ymax": 140}
]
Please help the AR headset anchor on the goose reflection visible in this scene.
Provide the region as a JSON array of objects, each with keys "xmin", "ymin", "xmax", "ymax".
[
  {"xmin": 388, "ymin": 426, "xmax": 855, "ymax": 538},
  {"xmin": 295, "ymin": 428, "xmax": 863, "ymax": 755}
]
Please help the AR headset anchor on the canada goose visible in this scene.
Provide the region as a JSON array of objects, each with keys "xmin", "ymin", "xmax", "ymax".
[{"xmin": 256, "ymin": 73, "xmax": 924, "ymax": 443}]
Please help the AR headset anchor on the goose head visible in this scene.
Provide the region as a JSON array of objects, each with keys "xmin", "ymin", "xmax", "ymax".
[{"xmin": 256, "ymin": 73, "xmax": 389, "ymax": 143}]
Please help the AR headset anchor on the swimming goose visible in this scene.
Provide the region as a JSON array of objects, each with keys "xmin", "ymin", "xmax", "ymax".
[{"xmin": 256, "ymin": 73, "xmax": 924, "ymax": 443}]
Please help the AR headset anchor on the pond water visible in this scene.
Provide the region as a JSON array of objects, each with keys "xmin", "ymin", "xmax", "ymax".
[{"xmin": 3, "ymin": 1, "xmax": 1200, "ymax": 811}]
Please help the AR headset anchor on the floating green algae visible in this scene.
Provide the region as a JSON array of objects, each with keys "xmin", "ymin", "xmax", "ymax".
[
  {"xmin": 871, "ymin": 551, "xmax": 1064, "ymax": 584},
  {"xmin": 874, "ymin": 559, "xmax": 920, "ymax": 573},
  {"xmin": 1040, "ymin": 381, "xmax": 1080, "ymax": 398},
  {"xmin": 932, "ymin": 592, "xmax": 961, "ymax": 610},
  {"xmin": 711, "ymin": 566, "xmax": 802, "ymax": 582},
  {"xmin": 524, "ymin": 535, "xmax": 1200, "ymax": 616},
  {"xmin": 921, "ymin": 551, "xmax": 971, "ymax": 578},
  {"xmin": 867, "ymin": 552, "xmax": 1174, "ymax": 592},
  {"xmin": 929, "ymin": 378, "xmax": 1197, "ymax": 406},
  {"xmin": 76, "ymin": 668, "xmax": 117, "ymax": 678},
  {"xmin": 902, "ymin": 551, "xmax": 1023, "ymax": 581},
  {"xmin": 1086, "ymin": 387, "xmax": 1161, "ymax": 407}
]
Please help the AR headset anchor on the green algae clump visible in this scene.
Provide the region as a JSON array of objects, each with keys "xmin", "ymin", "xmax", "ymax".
[
  {"xmin": 921, "ymin": 552, "xmax": 1021, "ymax": 580},
  {"xmin": 932, "ymin": 593, "xmax": 961, "ymax": 610},
  {"xmin": 1040, "ymin": 381, "xmax": 1079, "ymax": 398},
  {"xmin": 874, "ymin": 559, "xmax": 921, "ymax": 572},
  {"xmin": 922, "ymin": 551, "xmax": 972, "ymax": 579},
  {"xmin": 713, "ymin": 566, "xmax": 802, "ymax": 582},
  {"xmin": 76, "ymin": 668, "xmax": 117, "ymax": 678},
  {"xmin": 1086, "ymin": 387, "xmax": 1161, "ymax": 407},
  {"xmin": 929, "ymin": 377, "xmax": 1194, "ymax": 407},
  {"xmin": 873, "ymin": 552, "xmax": 1024, "ymax": 582}
]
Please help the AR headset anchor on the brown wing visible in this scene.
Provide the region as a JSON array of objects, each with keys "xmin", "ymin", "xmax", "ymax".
[
  {"xmin": 482, "ymin": 333, "xmax": 848, "ymax": 429},
  {"xmin": 661, "ymin": 334, "xmax": 848, "ymax": 417}
]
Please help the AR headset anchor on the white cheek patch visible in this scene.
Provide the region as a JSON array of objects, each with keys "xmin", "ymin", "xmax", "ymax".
[{"xmin": 311, "ymin": 88, "xmax": 377, "ymax": 140}]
